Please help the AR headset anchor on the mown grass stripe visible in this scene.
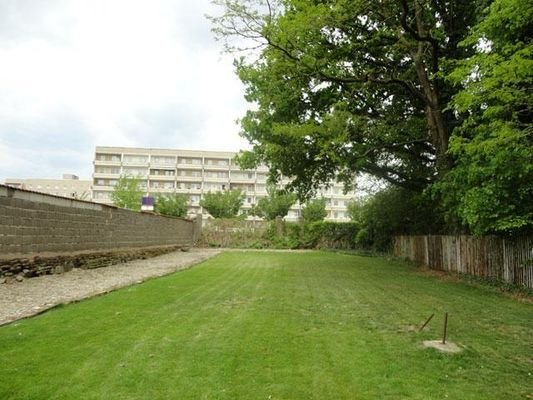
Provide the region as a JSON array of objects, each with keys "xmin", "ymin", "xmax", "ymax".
[{"xmin": 0, "ymin": 251, "xmax": 531, "ymax": 399}]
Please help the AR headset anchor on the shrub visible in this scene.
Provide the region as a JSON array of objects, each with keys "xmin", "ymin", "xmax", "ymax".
[
  {"xmin": 200, "ymin": 190, "xmax": 245, "ymax": 218},
  {"xmin": 301, "ymin": 198, "xmax": 327, "ymax": 222},
  {"xmin": 155, "ymin": 193, "xmax": 189, "ymax": 217}
]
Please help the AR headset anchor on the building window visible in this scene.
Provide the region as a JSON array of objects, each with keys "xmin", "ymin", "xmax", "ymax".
[
  {"xmin": 179, "ymin": 157, "xmax": 202, "ymax": 165},
  {"xmin": 96, "ymin": 153, "xmax": 121, "ymax": 162},
  {"xmin": 96, "ymin": 166, "xmax": 121, "ymax": 174},
  {"xmin": 179, "ymin": 169, "xmax": 201, "ymax": 177},
  {"xmin": 93, "ymin": 191, "xmax": 111, "ymax": 200},
  {"xmin": 205, "ymin": 158, "xmax": 229, "ymax": 166},
  {"xmin": 150, "ymin": 169, "xmax": 175, "ymax": 176},
  {"xmin": 123, "ymin": 154, "xmax": 148, "ymax": 163},
  {"xmin": 204, "ymin": 170, "xmax": 228, "ymax": 179},
  {"xmin": 151, "ymin": 156, "xmax": 175, "ymax": 165}
]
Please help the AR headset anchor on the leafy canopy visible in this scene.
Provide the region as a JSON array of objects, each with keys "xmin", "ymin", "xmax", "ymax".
[
  {"xmin": 435, "ymin": 0, "xmax": 533, "ymax": 235},
  {"xmin": 155, "ymin": 193, "xmax": 189, "ymax": 218},
  {"xmin": 212, "ymin": 0, "xmax": 485, "ymax": 198},
  {"xmin": 111, "ymin": 176, "xmax": 143, "ymax": 211},
  {"xmin": 254, "ymin": 184, "xmax": 296, "ymax": 220},
  {"xmin": 347, "ymin": 187, "xmax": 445, "ymax": 250},
  {"xmin": 200, "ymin": 189, "xmax": 245, "ymax": 218},
  {"xmin": 301, "ymin": 198, "xmax": 327, "ymax": 222}
]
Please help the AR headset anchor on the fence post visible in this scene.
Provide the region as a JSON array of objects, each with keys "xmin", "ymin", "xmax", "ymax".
[
  {"xmin": 276, "ymin": 216, "xmax": 284, "ymax": 236},
  {"xmin": 424, "ymin": 235, "xmax": 429, "ymax": 266}
]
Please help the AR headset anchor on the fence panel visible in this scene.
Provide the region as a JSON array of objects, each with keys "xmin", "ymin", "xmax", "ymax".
[{"xmin": 394, "ymin": 235, "xmax": 533, "ymax": 289}]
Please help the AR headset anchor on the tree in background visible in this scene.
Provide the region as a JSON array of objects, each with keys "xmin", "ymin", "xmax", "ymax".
[
  {"xmin": 435, "ymin": 0, "xmax": 533, "ymax": 235},
  {"xmin": 254, "ymin": 185, "xmax": 296, "ymax": 220},
  {"xmin": 200, "ymin": 189, "xmax": 245, "ymax": 218},
  {"xmin": 212, "ymin": 0, "xmax": 532, "ymax": 237},
  {"xmin": 301, "ymin": 198, "xmax": 327, "ymax": 222},
  {"xmin": 347, "ymin": 187, "xmax": 445, "ymax": 251},
  {"xmin": 212, "ymin": 0, "xmax": 485, "ymax": 197},
  {"xmin": 111, "ymin": 176, "xmax": 143, "ymax": 211},
  {"xmin": 155, "ymin": 193, "xmax": 189, "ymax": 218}
]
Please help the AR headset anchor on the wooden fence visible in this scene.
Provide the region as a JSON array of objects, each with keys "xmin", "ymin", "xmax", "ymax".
[{"xmin": 393, "ymin": 235, "xmax": 533, "ymax": 289}]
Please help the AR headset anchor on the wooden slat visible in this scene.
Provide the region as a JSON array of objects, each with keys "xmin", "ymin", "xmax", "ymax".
[{"xmin": 393, "ymin": 235, "xmax": 533, "ymax": 289}]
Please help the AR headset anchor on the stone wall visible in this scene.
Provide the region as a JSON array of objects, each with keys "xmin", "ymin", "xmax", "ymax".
[{"xmin": 0, "ymin": 184, "xmax": 199, "ymax": 279}]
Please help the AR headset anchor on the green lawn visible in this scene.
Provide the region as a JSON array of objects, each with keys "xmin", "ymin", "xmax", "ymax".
[{"xmin": 0, "ymin": 251, "xmax": 531, "ymax": 399}]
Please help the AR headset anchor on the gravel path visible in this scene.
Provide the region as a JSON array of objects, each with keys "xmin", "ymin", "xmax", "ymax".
[{"xmin": 0, "ymin": 248, "xmax": 221, "ymax": 326}]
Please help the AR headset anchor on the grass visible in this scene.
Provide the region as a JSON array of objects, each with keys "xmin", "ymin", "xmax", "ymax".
[{"xmin": 0, "ymin": 251, "xmax": 531, "ymax": 399}]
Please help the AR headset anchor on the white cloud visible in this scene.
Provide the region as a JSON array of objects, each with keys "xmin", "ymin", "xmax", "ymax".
[{"xmin": 0, "ymin": 0, "xmax": 250, "ymax": 180}]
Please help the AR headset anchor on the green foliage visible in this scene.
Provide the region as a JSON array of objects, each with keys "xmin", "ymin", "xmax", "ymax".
[
  {"xmin": 301, "ymin": 198, "xmax": 327, "ymax": 222},
  {"xmin": 155, "ymin": 193, "xmax": 189, "ymax": 218},
  {"xmin": 199, "ymin": 217, "xmax": 358, "ymax": 250},
  {"xmin": 213, "ymin": 0, "xmax": 486, "ymax": 197},
  {"xmin": 262, "ymin": 221, "xmax": 301, "ymax": 249},
  {"xmin": 437, "ymin": 0, "xmax": 533, "ymax": 235},
  {"xmin": 346, "ymin": 199, "xmax": 366, "ymax": 226},
  {"xmin": 111, "ymin": 176, "xmax": 143, "ymax": 211},
  {"xmin": 254, "ymin": 185, "xmax": 297, "ymax": 220},
  {"xmin": 200, "ymin": 189, "xmax": 245, "ymax": 218},
  {"xmin": 299, "ymin": 221, "xmax": 358, "ymax": 249},
  {"xmin": 213, "ymin": 0, "xmax": 531, "ymax": 236},
  {"xmin": 198, "ymin": 218, "xmax": 268, "ymax": 248},
  {"xmin": 347, "ymin": 187, "xmax": 445, "ymax": 251}
]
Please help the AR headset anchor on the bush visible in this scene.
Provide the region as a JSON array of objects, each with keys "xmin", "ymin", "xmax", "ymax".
[
  {"xmin": 198, "ymin": 218, "xmax": 359, "ymax": 250},
  {"xmin": 198, "ymin": 219, "xmax": 268, "ymax": 248},
  {"xmin": 300, "ymin": 221, "xmax": 359, "ymax": 249},
  {"xmin": 347, "ymin": 187, "xmax": 445, "ymax": 251},
  {"xmin": 155, "ymin": 193, "xmax": 189, "ymax": 217},
  {"xmin": 200, "ymin": 190, "xmax": 245, "ymax": 218},
  {"xmin": 254, "ymin": 186, "xmax": 297, "ymax": 220},
  {"xmin": 301, "ymin": 198, "xmax": 327, "ymax": 222}
]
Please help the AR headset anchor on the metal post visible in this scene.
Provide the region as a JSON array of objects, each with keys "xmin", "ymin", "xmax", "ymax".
[
  {"xmin": 419, "ymin": 313, "xmax": 435, "ymax": 332},
  {"xmin": 442, "ymin": 312, "xmax": 448, "ymax": 344}
]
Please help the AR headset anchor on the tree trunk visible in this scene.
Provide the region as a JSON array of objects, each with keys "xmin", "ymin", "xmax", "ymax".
[{"xmin": 413, "ymin": 2, "xmax": 451, "ymax": 172}]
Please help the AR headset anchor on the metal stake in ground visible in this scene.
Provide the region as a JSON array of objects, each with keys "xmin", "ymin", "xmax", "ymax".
[
  {"xmin": 419, "ymin": 313, "xmax": 434, "ymax": 332},
  {"xmin": 442, "ymin": 312, "xmax": 448, "ymax": 344}
]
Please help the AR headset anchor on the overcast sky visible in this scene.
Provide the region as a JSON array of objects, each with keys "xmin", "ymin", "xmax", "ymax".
[{"xmin": 0, "ymin": 0, "xmax": 251, "ymax": 180}]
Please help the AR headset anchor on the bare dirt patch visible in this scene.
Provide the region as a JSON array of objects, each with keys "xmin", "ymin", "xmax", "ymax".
[{"xmin": 423, "ymin": 340, "xmax": 463, "ymax": 353}]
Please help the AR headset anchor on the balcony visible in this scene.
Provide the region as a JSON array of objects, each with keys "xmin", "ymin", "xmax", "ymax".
[
  {"xmin": 177, "ymin": 158, "xmax": 203, "ymax": 168},
  {"xmin": 230, "ymin": 175, "xmax": 256, "ymax": 183},
  {"xmin": 203, "ymin": 159, "xmax": 230, "ymax": 170},
  {"xmin": 150, "ymin": 156, "xmax": 176, "ymax": 167},
  {"xmin": 148, "ymin": 174, "xmax": 175, "ymax": 181},
  {"xmin": 93, "ymin": 172, "xmax": 121, "ymax": 179},
  {"xmin": 91, "ymin": 184, "xmax": 115, "ymax": 191},
  {"xmin": 94, "ymin": 159, "xmax": 121, "ymax": 167}
]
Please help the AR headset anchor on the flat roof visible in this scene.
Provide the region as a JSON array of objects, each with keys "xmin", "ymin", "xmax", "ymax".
[{"xmin": 95, "ymin": 146, "xmax": 240, "ymax": 158}]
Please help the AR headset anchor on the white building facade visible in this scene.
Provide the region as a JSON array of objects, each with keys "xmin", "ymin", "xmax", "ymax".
[
  {"xmin": 92, "ymin": 146, "xmax": 355, "ymax": 221},
  {"xmin": 5, "ymin": 174, "xmax": 91, "ymax": 200}
]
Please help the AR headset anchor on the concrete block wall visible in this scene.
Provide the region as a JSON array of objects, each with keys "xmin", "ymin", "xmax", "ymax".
[{"xmin": 0, "ymin": 185, "xmax": 198, "ymax": 278}]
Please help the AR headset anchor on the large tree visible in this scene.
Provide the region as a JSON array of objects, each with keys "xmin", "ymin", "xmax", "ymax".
[
  {"xmin": 254, "ymin": 184, "xmax": 297, "ymax": 219},
  {"xmin": 436, "ymin": 0, "xmax": 533, "ymax": 235},
  {"xmin": 211, "ymin": 0, "xmax": 486, "ymax": 197}
]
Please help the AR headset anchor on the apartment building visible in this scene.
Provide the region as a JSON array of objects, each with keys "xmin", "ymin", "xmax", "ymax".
[
  {"xmin": 4, "ymin": 174, "xmax": 91, "ymax": 200},
  {"xmin": 92, "ymin": 146, "xmax": 355, "ymax": 221}
]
